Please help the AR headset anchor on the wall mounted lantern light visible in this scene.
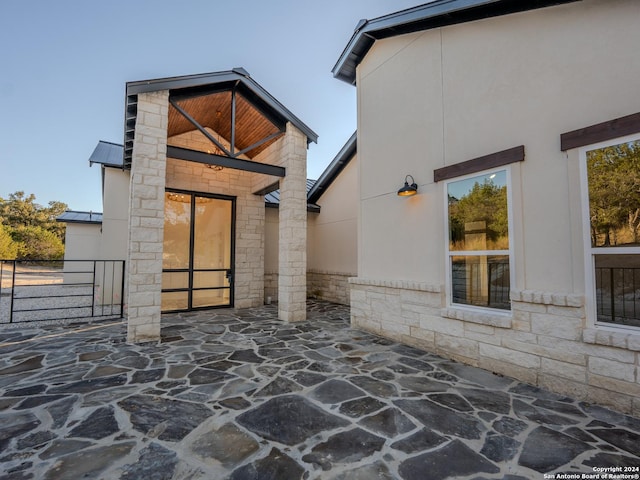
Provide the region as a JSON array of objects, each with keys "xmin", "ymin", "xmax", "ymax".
[{"xmin": 397, "ymin": 175, "xmax": 418, "ymax": 197}]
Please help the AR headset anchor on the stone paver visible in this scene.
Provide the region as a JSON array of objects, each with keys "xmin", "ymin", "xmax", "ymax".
[{"xmin": 0, "ymin": 301, "xmax": 639, "ymax": 479}]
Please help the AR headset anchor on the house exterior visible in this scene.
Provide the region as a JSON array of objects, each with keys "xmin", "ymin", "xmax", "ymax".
[
  {"xmin": 58, "ymin": 70, "xmax": 360, "ymax": 344},
  {"xmin": 333, "ymin": 0, "xmax": 640, "ymax": 414},
  {"xmin": 119, "ymin": 68, "xmax": 320, "ymax": 342}
]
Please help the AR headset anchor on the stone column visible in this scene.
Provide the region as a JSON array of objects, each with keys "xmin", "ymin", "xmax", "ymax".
[
  {"xmin": 126, "ymin": 91, "xmax": 169, "ymax": 342},
  {"xmin": 278, "ymin": 123, "xmax": 308, "ymax": 322}
]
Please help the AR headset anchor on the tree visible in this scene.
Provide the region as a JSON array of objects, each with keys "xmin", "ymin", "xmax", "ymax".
[
  {"xmin": 11, "ymin": 226, "xmax": 64, "ymax": 260},
  {"xmin": 0, "ymin": 191, "xmax": 68, "ymax": 259},
  {"xmin": 449, "ymin": 179, "xmax": 508, "ymax": 250},
  {"xmin": 0, "ymin": 223, "xmax": 18, "ymax": 259},
  {"xmin": 0, "ymin": 191, "xmax": 67, "ymax": 239}
]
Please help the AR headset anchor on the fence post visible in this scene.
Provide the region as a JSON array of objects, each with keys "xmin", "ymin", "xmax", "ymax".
[
  {"xmin": 609, "ymin": 268, "xmax": 615, "ymax": 323},
  {"xmin": 9, "ymin": 260, "xmax": 16, "ymax": 323},
  {"xmin": 91, "ymin": 260, "xmax": 97, "ymax": 318},
  {"xmin": 120, "ymin": 261, "xmax": 125, "ymax": 317}
]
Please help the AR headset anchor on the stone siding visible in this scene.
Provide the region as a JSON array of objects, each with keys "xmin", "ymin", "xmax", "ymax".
[
  {"xmin": 350, "ymin": 279, "xmax": 640, "ymax": 415},
  {"xmin": 264, "ymin": 271, "xmax": 278, "ymax": 305},
  {"xmin": 126, "ymin": 91, "xmax": 169, "ymax": 343},
  {"xmin": 265, "ymin": 270, "xmax": 354, "ymax": 306},
  {"xmin": 307, "ymin": 270, "xmax": 353, "ymax": 306},
  {"xmin": 266, "ymin": 124, "xmax": 308, "ymax": 322}
]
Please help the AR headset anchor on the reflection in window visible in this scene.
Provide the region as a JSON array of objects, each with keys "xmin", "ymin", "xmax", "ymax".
[
  {"xmin": 585, "ymin": 139, "xmax": 640, "ymax": 328},
  {"xmin": 447, "ymin": 170, "xmax": 511, "ymax": 310},
  {"xmin": 163, "ymin": 193, "xmax": 192, "ymax": 270},
  {"xmin": 587, "ymin": 141, "xmax": 640, "ymax": 248}
]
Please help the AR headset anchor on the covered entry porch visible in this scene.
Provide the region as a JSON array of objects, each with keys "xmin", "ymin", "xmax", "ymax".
[{"xmin": 125, "ymin": 68, "xmax": 317, "ymax": 342}]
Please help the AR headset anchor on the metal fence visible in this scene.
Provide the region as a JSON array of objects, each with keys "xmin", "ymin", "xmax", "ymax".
[
  {"xmin": 595, "ymin": 266, "xmax": 640, "ymax": 328},
  {"xmin": 451, "ymin": 257, "xmax": 510, "ymax": 310},
  {"xmin": 0, "ymin": 260, "xmax": 125, "ymax": 324}
]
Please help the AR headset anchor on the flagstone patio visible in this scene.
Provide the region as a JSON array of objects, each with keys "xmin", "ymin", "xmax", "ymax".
[{"xmin": 0, "ymin": 300, "xmax": 639, "ymax": 479}]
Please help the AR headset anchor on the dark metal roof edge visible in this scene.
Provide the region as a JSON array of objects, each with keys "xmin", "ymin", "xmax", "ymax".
[
  {"xmin": 308, "ymin": 131, "xmax": 357, "ymax": 204},
  {"xmin": 56, "ymin": 211, "xmax": 103, "ymax": 224},
  {"xmin": 124, "ymin": 69, "xmax": 317, "ymax": 165},
  {"xmin": 89, "ymin": 140, "xmax": 125, "ymax": 169},
  {"xmin": 265, "ymin": 201, "xmax": 321, "ymax": 213},
  {"xmin": 332, "ymin": 0, "xmax": 582, "ymax": 84},
  {"xmin": 56, "ymin": 219, "xmax": 103, "ymax": 225}
]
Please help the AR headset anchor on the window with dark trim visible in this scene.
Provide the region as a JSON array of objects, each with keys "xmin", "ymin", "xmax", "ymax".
[
  {"xmin": 446, "ymin": 169, "xmax": 512, "ymax": 311},
  {"xmin": 437, "ymin": 146, "xmax": 523, "ymax": 312}
]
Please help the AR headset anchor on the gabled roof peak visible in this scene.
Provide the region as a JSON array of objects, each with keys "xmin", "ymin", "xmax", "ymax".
[
  {"xmin": 333, "ymin": 0, "xmax": 581, "ymax": 85},
  {"xmin": 124, "ymin": 69, "xmax": 317, "ymax": 167}
]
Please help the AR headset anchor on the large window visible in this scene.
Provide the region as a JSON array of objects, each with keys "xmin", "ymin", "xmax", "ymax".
[
  {"xmin": 581, "ymin": 135, "xmax": 640, "ymax": 329},
  {"xmin": 446, "ymin": 169, "xmax": 511, "ymax": 311}
]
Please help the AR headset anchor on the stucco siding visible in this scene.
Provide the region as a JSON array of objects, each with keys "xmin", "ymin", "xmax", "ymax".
[{"xmin": 354, "ymin": 0, "xmax": 640, "ymax": 414}]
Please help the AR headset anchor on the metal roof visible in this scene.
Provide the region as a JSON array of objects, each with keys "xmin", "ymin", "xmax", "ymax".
[
  {"xmin": 332, "ymin": 0, "xmax": 582, "ymax": 84},
  {"xmin": 264, "ymin": 130, "xmax": 357, "ymax": 210},
  {"xmin": 265, "ymin": 179, "xmax": 320, "ymax": 212},
  {"xmin": 89, "ymin": 140, "xmax": 124, "ymax": 168},
  {"xmin": 56, "ymin": 210, "xmax": 103, "ymax": 224},
  {"xmin": 308, "ymin": 132, "xmax": 356, "ymax": 204},
  {"xmin": 124, "ymin": 68, "xmax": 318, "ymax": 168}
]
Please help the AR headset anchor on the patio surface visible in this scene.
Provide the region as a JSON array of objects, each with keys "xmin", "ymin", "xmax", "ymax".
[{"xmin": 0, "ymin": 300, "xmax": 639, "ymax": 480}]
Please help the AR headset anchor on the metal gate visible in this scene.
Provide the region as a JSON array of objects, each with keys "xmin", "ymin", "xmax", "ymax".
[{"xmin": 0, "ymin": 260, "xmax": 125, "ymax": 324}]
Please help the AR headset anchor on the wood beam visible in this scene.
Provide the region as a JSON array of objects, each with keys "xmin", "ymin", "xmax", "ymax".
[
  {"xmin": 560, "ymin": 112, "xmax": 640, "ymax": 151},
  {"xmin": 434, "ymin": 145, "xmax": 525, "ymax": 183},
  {"xmin": 167, "ymin": 146, "xmax": 285, "ymax": 177}
]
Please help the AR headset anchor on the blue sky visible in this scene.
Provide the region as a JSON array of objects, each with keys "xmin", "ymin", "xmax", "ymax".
[{"xmin": 0, "ymin": 0, "xmax": 419, "ymax": 212}]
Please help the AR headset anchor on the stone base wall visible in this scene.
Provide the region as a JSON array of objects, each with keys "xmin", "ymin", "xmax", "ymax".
[
  {"xmin": 263, "ymin": 271, "xmax": 353, "ymax": 306},
  {"xmin": 308, "ymin": 270, "xmax": 353, "ymax": 306},
  {"xmin": 350, "ymin": 278, "xmax": 640, "ymax": 416}
]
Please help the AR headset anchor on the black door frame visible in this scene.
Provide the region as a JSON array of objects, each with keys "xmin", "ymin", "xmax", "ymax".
[{"xmin": 162, "ymin": 188, "xmax": 236, "ymax": 312}]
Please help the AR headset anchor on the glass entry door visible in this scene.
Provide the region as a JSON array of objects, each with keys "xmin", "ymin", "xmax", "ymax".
[{"xmin": 162, "ymin": 190, "xmax": 235, "ymax": 312}]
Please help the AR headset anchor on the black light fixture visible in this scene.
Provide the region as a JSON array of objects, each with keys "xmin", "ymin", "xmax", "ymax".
[{"xmin": 397, "ymin": 175, "xmax": 418, "ymax": 197}]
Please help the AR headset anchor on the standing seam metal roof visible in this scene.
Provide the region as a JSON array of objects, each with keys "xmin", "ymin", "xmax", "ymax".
[
  {"xmin": 89, "ymin": 140, "xmax": 124, "ymax": 168},
  {"xmin": 56, "ymin": 211, "xmax": 103, "ymax": 224},
  {"xmin": 307, "ymin": 132, "xmax": 356, "ymax": 204}
]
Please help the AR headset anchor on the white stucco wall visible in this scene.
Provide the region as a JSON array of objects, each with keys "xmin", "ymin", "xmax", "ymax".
[
  {"xmin": 63, "ymin": 223, "xmax": 102, "ymax": 260},
  {"xmin": 308, "ymin": 154, "xmax": 358, "ymax": 275},
  {"xmin": 358, "ymin": 0, "xmax": 640, "ymax": 291},
  {"xmin": 101, "ymin": 167, "xmax": 130, "ymax": 261},
  {"xmin": 353, "ymin": 0, "xmax": 640, "ymax": 414}
]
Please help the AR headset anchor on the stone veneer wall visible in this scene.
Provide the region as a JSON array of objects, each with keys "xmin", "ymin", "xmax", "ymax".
[
  {"xmin": 258, "ymin": 124, "xmax": 308, "ymax": 322},
  {"xmin": 126, "ymin": 91, "xmax": 169, "ymax": 343},
  {"xmin": 264, "ymin": 272, "xmax": 278, "ymax": 304},
  {"xmin": 308, "ymin": 270, "xmax": 353, "ymax": 306},
  {"xmin": 350, "ymin": 278, "xmax": 640, "ymax": 415},
  {"xmin": 264, "ymin": 271, "xmax": 354, "ymax": 306}
]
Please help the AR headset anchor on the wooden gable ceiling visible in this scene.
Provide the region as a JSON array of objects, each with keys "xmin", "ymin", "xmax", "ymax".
[{"xmin": 168, "ymin": 90, "xmax": 284, "ymax": 159}]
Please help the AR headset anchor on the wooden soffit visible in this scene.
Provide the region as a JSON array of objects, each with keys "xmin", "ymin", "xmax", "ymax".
[{"xmin": 168, "ymin": 88, "xmax": 284, "ymax": 159}]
